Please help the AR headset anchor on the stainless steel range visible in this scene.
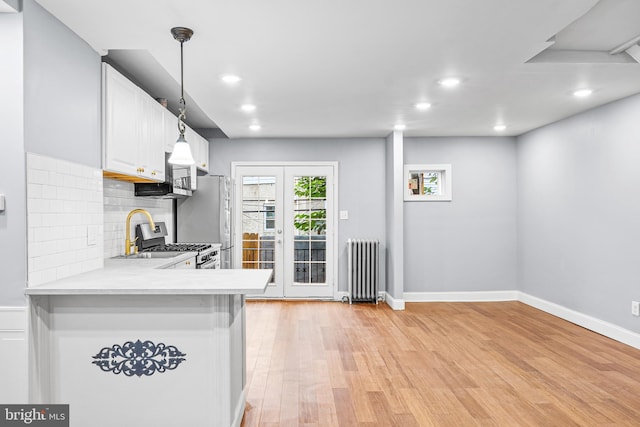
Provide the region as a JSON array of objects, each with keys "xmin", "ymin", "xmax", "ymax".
[{"xmin": 135, "ymin": 222, "xmax": 220, "ymax": 269}]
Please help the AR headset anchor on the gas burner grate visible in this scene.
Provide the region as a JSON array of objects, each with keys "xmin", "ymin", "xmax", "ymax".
[{"xmin": 144, "ymin": 243, "xmax": 212, "ymax": 253}]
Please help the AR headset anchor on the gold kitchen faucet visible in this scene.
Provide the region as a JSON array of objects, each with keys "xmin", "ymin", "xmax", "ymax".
[{"xmin": 124, "ymin": 209, "xmax": 155, "ymax": 256}]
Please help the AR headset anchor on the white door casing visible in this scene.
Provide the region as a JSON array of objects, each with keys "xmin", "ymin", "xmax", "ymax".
[{"xmin": 232, "ymin": 162, "xmax": 337, "ymax": 299}]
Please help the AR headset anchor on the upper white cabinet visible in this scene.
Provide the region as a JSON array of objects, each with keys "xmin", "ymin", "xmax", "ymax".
[
  {"xmin": 140, "ymin": 96, "xmax": 166, "ymax": 181},
  {"xmin": 164, "ymin": 110, "xmax": 178, "ymax": 153},
  {"xmin": 102, "ymin": 63, "xmax": 165, "ymax": 182},
  {"xmin": 194, "ymin": 135, "xmax": 210, "ymax": 174},
  {"xmin": 102, "ymin": 64, "xmax": 139, "ymax": 177}
]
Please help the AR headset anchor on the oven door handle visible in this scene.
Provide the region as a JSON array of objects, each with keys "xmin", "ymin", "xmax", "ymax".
[{"xmin": 198, "ymin": 259, "xmax": 217, "ymax": 269}]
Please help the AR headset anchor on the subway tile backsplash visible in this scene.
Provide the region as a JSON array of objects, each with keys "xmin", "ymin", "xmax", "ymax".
[
  {"xmin": 26, "ymin": 153, "xmax": 104, "ymax": 287},
  {"xmin": 25, "ymin": 153, "xmax": 174, "ymax": 284},
  {"xmin": 103, "ymin": 179, "xmax": 174, "ymax": 258}
]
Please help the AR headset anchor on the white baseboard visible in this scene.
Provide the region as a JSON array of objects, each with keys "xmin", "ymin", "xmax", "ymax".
[
  {"xmin": 401, "ymin": 291, "xmax": 640, "ymax": 350},
  {"xmin": 384, "ymin": 292, "xmax": 405, "ymax": 310},
  {"xmin": 232, "ymin": 389, "xmax": 246, "ymax": 427},
  {"xmin": 518, "ymin": 292, "xmax": 640, "ymax": 350},
  {"xmin": 404, "ymin": 290, "xmax": 519, "ymax": 302}
]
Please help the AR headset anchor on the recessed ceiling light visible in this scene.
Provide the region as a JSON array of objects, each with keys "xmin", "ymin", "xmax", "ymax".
[
  {"xmin": 415, "ymin": 102, "xmax": 432, "ymax": 111},
  {"xmin": 249, "ymin": 124, "xmax": 261, "ymax": 131},
  {"xmin": 494, "ymin": 124, "xmax": 507, "ymax": 132},
  {"xmin": 394, "ymin": 124, "xmax": 406, "ymax": 131},
  {"xmin": 221, "ymin": 74, "xmax": 241, "ymax": 84},
  {"xmin": 573, "ymin": 88, "xmax": 593, "ymax": 98},
  {"xmin": 439, "ymin": 77, "xmax": 460, "ymax": 88},
  {"xmin": 241, "ymin": 104, "xmax": 256, "ymax": 112}
]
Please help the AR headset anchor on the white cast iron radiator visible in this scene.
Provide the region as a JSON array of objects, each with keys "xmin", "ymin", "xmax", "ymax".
[{"xmin": 347, "ymin": 239, "xmax": 379, "ymax": 304}]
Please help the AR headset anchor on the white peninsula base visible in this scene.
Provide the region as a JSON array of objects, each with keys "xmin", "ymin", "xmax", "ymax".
[{"xmin": 26, "ymin": 267, "xmax": 271, "ymax": 427}]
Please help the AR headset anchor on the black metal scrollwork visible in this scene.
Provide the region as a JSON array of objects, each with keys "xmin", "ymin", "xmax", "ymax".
[{"xmin": 92, "ymin": 340, "xmax": 186, "ymax": 377}]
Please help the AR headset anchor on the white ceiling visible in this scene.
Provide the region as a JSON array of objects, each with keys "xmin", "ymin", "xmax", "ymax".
[
  {"xmin": 35, "ymin": 0, "xmax": 640, "ymax": 138},
  {"xmin": 0, "ymin": 0, "xmax": 19, "ymax": 13}
]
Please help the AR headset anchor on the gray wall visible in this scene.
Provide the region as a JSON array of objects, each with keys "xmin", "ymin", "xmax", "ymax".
[
  {"xmin": 209, "ymin": 138, "xmax": 387, "ymax": 292},
  {"xmin": 0, "ymin": 11, "xmax": 27, "ymax": 306},
  {"xmin": 518, "ymin": 93, "xmax": 640, "ymax": 331},
  {"xmin": 404, "ymin": 137, "xmax": 518, "ymax": 293},
  {"xmin": 0, "ymin": 0, "xmax": 102, "ymax": 306},
  {"xmin": 23, "ymin": 0, "xmax": 101, "ymax": 168}
]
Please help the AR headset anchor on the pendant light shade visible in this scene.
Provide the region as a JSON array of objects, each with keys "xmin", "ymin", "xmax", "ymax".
[
  {"xmin": 168, "ymin": 26, "xmax": 195, "ymax": 166},
  {"xmin": 169, "ymin": 135, "xmax": 195, "ymax": 166}
]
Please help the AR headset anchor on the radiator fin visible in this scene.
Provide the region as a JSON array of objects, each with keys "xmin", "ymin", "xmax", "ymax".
[{"xmin": 347, "ymin": 239, "xmax": 379, "ymax": 304}]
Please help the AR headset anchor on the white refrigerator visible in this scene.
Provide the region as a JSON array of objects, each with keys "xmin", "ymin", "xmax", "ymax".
[{"xmin": 176, "ymin": 175, "xmax": 232, "ymax": 268}]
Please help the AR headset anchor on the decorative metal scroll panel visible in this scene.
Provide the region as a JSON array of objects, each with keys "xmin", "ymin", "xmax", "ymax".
[{"xmin": 92, "ymin": 339, "xmax": 186, "ymax": 377}]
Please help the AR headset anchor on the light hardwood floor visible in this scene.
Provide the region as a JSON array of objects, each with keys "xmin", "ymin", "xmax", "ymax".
[{"xmin": 241, "ymin": 301, "xmax": 640, "ymax": 426}]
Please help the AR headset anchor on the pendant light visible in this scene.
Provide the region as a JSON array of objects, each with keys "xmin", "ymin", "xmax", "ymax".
[{"xmin": 168, "ymin": 27, "xmax": 196, "ymax": 166}]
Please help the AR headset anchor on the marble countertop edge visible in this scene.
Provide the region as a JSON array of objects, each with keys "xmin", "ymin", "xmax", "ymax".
[{"xmin": 25, "ymin": 256, "xmax": 273, "ymax": 296}]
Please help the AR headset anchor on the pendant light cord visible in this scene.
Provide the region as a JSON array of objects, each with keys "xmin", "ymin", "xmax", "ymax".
[
  {"xmin": 178, "ymin": 40, "xmax": 186, "ymax": 136},
  {"xmin": 180, "ymin": 40, "xmax": 185, "ymax": 102}
]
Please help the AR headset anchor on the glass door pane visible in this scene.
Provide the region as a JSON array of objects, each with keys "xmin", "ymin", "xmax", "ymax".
[
  {"xmin": 292, "ymin": 176, "xmax": 327, "ymax": 285},
  {"xmin": 284, "ymin": 165, "xmax": 334, "ymax": 298},
  {"xmin": 240, "ymin": 175, "xmax": 277, "ymax": 283}
]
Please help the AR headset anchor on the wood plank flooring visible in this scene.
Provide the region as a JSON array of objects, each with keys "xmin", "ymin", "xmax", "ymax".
[{"xmin": 241, "ymin": 301, "xmax": 640, "ymax": 426}]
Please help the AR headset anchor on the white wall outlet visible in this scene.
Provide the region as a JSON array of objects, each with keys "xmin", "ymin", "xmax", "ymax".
[
  {"xmin": 632, "ymin": 301, "xmax": 640, "ymax": 317},
  {"xmin": 339, "ymin": 210, "xmax": 349, "ymax": 220},
  {"xmin": 87, "ymin": 225, "xmax": 98, "ymax": 246},
  {"xmin": 0, "ymin": 194, "xmax": 5, "ymax": 212}
]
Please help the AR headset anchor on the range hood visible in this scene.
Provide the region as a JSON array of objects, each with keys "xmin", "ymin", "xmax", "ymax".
[{"xmin": 135, "ymin": 153, "xmax": 193, "ymax": 199}]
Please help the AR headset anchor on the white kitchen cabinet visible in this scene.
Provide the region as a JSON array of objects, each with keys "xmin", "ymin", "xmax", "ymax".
[
  {"xmin": 102, "ymin": 63, "xmax": 165, "ymax": 182},
  {"xmin": 140, "ymin": 97, "xmax": 166, "ymax": 182},
  {"xmin": 102, "ymin": 64, "xmax": 139, "ymax": 177},
  {"xmin": 184, "ymin": 125, "xmax": 196, "ymax": 158},
  {"xmin": 171, "ymin": 256, "xmax": 196, "ymax": 269},
  {"xmin": 195, "ymin": 134, "xmax": 210, "ymax": 174},
  {"xmin": 164, "ymin": 109, "xmax": 178, "ymax": 153}
]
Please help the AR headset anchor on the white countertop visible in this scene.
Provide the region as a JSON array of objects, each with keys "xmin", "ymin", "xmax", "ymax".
[{"xmin": 25, "ymin": 254, "xmax": 272, "ymax": 296}]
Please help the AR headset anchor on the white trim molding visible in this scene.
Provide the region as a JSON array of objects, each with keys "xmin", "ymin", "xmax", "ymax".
[
  {"xmin": 402, "ymin": 291, "xmax": 640, "ymax": 350},
  {"xmin": 385, "ymin": 292, "xmax": 405, "ymax": 310},
  {"xmin": 232, "ymin": 389, "xmax": 246, "ymax": 427},
  {"xmin": 404, "ymin": 291, "xmax": 518, "ymax": 302},
  {"xmin": 518, "ymin": 292, "xmax": 640, "ymax": 350}
]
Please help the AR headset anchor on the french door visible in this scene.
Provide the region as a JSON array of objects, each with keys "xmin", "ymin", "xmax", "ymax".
[{"xmin": 233, "ymin": 164, "xmax": 336, "ymax": 298}]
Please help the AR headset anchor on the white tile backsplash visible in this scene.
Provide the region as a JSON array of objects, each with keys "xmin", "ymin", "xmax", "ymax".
[
  {"xmin": 103, "ymin": 179, "xmax": 174, "ymax": 258},
  {"xmin": 26, "ymin": 154, "xmax": 174, "ymax": 284},
  {"xmin": 26, "ymin": 153, "xmax": 104, "ymax": 287}
]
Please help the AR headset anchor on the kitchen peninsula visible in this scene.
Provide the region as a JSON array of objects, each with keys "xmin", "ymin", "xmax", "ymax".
[{"xmin": 26, "ymin": 256, "xmax": 271, "ymax": 427}]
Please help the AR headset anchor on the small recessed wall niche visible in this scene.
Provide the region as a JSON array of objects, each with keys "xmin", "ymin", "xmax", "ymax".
[{"xmin": 404, "ymin": 164, "xmax": 452, "ymax": 201}]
